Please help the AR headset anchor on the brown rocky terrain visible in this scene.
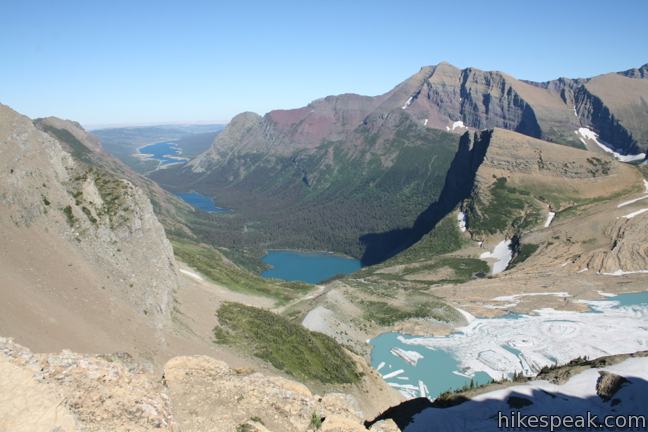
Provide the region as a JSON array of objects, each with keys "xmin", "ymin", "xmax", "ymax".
[{"xmin": 0, "ymin": 337, "xmax": 400, "ymax": 432}]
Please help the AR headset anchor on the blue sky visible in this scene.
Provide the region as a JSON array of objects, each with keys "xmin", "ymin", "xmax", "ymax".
[{"xmin": 1, "ymin": 0, "xmax": 646, "ymax": 127}]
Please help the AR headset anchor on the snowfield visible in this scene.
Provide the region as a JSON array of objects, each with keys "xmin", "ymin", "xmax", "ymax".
[
  {"xmin": 575, "ymin": 128, "xmax": 646, "ymax": 163},
  {"xmin": 457, "ymin": 211, "xmax": 467, "ymax": 232},
  {"xmin": 446, "ymin": 121, "xmax": 468, "ymax": 131},
  {"xmin": 544, "ymin": 211, "xmax": 556, "ymax": 228},
  {"xmin": 479, "ymin": 240, "xmax": 512, "ymax": 274}
]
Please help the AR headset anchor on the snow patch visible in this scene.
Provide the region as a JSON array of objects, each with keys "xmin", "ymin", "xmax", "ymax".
[
  {"xmin": 390, "ymin": 347, "xmax": 424, "ymax": 366},
  {"xmin": 455, "ymin": 307, "xmax": 476, "ymax": 324},
  {"xmin": 623, "ymin": 208, "xmax": 648, "ymax": 219},
  {"xmin": 617, "ymin": 195, "xmax": 648, "ymax": 208},
  {"xmin": 479, "ymin": 240, "xmax": 513, "ymax": 274},
  {"xmin": 544, "ymin": 211, "xmax": 556, "ymax": 228},
  {"xmin": 600, "ymin": 269, "xmax": 648, "ymax": 276},
  {"xmin": 423, "ymin": 118, "xmax": 428, "ymax": 126},
  {"xmin": 382, "ymin": 369, "xmax": 405, "ymax": 379},
  {"xmin": 402, "ymin": 97, "xmax": 413, "ymax": 110},
  {"xmin": 451, "ymin": 121, "xmax": 467, "ymax": 131},
  {"xmin": 575, "ymin": 128, "xmax": 646, "ymax": 163},
  {"xmin": 457, "ymin": 211, "xmax": 467, "ymax": 232},
  {"xmin": 493, "ymin": 291, "xmax": 571, "ymax": 304},
  {"xmin": 179, "ymin": 269, "xmax": 204, "ymax": 281}
]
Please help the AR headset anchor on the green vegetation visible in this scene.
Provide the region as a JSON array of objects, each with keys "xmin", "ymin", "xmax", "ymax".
[
  {"xmin": 388, "ymin": 216, "xmax": 465, "ymax": 265},
  {"xmin": 394, "ymin": 257, "xmax": 489, "ymax": 285},
  {"xmin": 81, "ymin": 206, "xmax": 97, "ymax": 224},
  {"xmin": 214, "ymin": 302, "xmax": 361, "ymax": 384},
  {"xmin": 555, "ymin": 185, "xmax": 641, "ymax": 220},
  {"xmin": 360, "ymin": 299, "xmax": 459, "ymax": 325},
  {"xmin": 249, "ymin": 417, "xmax": 264, "ymax": 425},
  {"xmin": 309, "ymin": 412, "xmax": 323, "ymax": 430},
  {"xmin": 467, "ymin": 177, "xmax": 542, "ymax": 235},
  {"xmin": 62, "ymin": 205, "xmax": 76, "ymax": 226},
  {"xmin": 171, "ymin": 239, "xmax": 310, "ymax": 302},
  {"xmin": 509, "ymin": 243, "xmax": 539, "ymax": 269},
  {"xmin": 93, "ymin": 171, "xmax": 131, "ymax": 227},
  {"xmin": 42, "ymin": 196, "xmax": 50, "ymax": 206},
  {"xmin": 152, "ymin": 119, "xmax": 460, "ymax": 261},
  {"xmin": 586, "ymin": 157, "xmax": 611, "ymax": 176}
]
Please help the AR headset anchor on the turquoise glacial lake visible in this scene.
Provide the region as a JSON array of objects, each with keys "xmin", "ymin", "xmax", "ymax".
[
  {"xmin": 261, "ymin": 250, "xmax": 361, "ymax": 284},
  {"xmin": 370, "ymin": 291, "xmax": 648, "ymax": 401},
  {"xmin": 612, "ymin": 290, "xmax": 648, "ymax": 307},
  {"xmin": 370, "ymin": 332, "xmax": 492, "ymax": 400}
]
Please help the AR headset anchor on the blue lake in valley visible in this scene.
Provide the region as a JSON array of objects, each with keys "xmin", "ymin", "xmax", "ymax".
[
  {"xmin": 261, "ymin": 250, "xmax": 361, "ymax": 284},
  {"xmin": 138, "ymin": 141, "xmax": 188, "ymax": 166},
  {"xmin": 175, "ymin": 191, "xmax": 228, "ymax": 213}
]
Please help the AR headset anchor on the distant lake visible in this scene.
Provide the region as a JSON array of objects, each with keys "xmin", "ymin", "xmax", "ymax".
[
  {"xmin": 176, "ymin": 191, "xmax": 228, "ymax": 213},
  {"xmin": 138, "ymin": 141, "xmax": 187, "ymax": 167},
  {"xmin": 261, "ymin": 250, "xmax": 361, "ymax": 284}
]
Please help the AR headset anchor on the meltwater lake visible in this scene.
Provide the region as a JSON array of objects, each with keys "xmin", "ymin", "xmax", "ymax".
[
  {"xmin": 261, "ymin": 250, "xmax": 361, "ymax": 284},
  {"xmin": 370, "ymin": 290, "xmax": 648, "ymax": 401}
]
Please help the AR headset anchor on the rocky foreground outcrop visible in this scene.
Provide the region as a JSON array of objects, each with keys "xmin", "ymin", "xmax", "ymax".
[{"xmin": 0, "ymin": 337, "xmax": 398, "ymax": 432}]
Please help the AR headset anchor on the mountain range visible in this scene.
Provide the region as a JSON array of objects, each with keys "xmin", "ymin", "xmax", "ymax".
[{"xmin": 152, "ymin": 62, "xmax": 648, "ymax": 265}]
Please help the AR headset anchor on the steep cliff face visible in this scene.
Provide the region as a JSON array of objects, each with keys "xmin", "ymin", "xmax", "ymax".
[
  {"xmin": 580, "ymin": 73, "xmax": 648, "ymax": 153},
  {"xmin": 465, "ymin": 128, "xmax": 640, "ymax": 239},
  {"xmin": 0, "ymin": 104, "xmax": 178, "ymax": 349}
]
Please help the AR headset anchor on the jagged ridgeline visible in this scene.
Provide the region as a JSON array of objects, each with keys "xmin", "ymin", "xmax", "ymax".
[{"xmin": 152, "ymin": 62, "xmax": 648, "ymax": 266}]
